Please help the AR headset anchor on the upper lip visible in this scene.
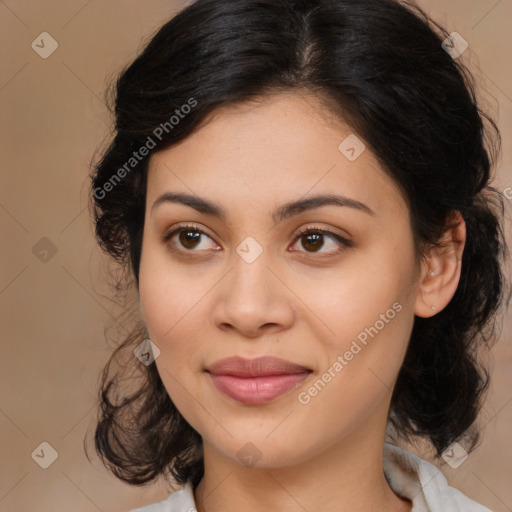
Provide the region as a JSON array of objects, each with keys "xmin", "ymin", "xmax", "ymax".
[{"xmin": 206, "ymin": 356, "xmax": 311, "ymax": 377}]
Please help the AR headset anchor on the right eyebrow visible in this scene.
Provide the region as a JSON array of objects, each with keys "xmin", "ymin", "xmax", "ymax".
[{"xmin": 151, "ymin": 192, "xmax": 226, "ymax": 219}]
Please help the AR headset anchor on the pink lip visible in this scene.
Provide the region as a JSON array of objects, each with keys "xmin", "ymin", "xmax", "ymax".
[{"xmin": 206, "ymin": 356, "xmax": 312, "ymax": 404}]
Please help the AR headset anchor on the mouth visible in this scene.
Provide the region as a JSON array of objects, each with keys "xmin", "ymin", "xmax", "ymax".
[{"xmin": 205, "ymin": 356, "xmax": 313, "ymax": 404}]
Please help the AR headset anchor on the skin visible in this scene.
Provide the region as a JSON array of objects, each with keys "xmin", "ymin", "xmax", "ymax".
[{"xmin": 138, "ymin": 91, "xmax": 466, "ymax": 512}]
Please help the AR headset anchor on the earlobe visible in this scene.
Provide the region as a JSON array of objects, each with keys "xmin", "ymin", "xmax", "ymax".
[{"xmin": 414, "ymin": 211, "xmax": 466, "ymax": 318}]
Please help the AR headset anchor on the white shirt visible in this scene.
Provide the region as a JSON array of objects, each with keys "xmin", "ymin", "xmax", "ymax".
[{"xmin": 128, "ymin": 442, "xmax": 492, "ymax": 512}]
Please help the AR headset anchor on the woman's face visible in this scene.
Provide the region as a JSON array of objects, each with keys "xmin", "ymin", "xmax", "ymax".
[{"xmin": 138, "ymin": 91, "xmax": 422, "ymax": 468}]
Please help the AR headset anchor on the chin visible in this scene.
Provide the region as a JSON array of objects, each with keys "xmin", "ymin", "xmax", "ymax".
[{"xmin": 207, "ymin": 431, "xmax": 320, "ymax": 470}]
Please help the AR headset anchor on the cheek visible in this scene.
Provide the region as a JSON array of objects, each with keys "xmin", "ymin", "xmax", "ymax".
[
  {"xmin": 308, "ymin": 243, "xmax": 416, "ymax": 387},
  {"xmin": 137, "ymin": 247, "xmax": 215, "ymax": 399},
  {"xmin": 296, "ymin": 282, "xmax": 413, "ymax": 436},
  {"xmin": 138, "ymin": 276, "xmax": 205, "ymax": 362},
  {"xmin": 138, "ymin": 269, "xmax": 174, "ymax": 341},
  {"xmin": 137, "ymin": 261, "xmax": 202, "ymax": 408},
  {"xmin": 312, "ymin": 255, "xmax": 412, "ymax": 338},
  {"xmin": 138, "ymin": 242, "xmax": 204, "ymax": 340}
]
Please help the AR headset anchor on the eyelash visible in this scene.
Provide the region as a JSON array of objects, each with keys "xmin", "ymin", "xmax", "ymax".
[{"xmin": 161, "ymin": 223, "xmax": 352, "ymax": 258}]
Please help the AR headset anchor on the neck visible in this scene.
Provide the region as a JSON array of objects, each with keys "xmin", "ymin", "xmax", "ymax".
[{"xmin": 194, "ymin": 417, "xmax": 412, "ymax": 512}]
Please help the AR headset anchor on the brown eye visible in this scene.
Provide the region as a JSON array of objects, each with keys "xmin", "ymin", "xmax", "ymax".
[
  {"xmin": 162, "ymin": 224, "xmax": 220, "ymax": 253},
  {"xmin": 290, "ymin": 227, "xmax": 351, "ymax": 255},
  {"xmin": 178, "ymin": 229, "xmax": 202, "ymax": 250},
  {"xmin": 300, "ymin": 232, "xmax": 324, "ymax": 252}
]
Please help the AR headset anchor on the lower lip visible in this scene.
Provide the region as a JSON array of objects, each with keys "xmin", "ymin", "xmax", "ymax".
[{"xmin": 208, "ymin": 372, "xmax": 311, "ymax": 404}]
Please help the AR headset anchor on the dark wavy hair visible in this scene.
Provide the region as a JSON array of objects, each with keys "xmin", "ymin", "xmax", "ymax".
[{"xmin": 85, "ymin": 0, "xmax": 510, "ymax": 490}]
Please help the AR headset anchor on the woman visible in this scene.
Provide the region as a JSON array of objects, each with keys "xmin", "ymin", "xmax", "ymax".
[{"xmin": 87, "ymin": 0, "xmax": 509, "ymax": 510}]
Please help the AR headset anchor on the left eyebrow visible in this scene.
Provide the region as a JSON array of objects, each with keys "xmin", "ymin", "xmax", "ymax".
[
  {"xmin": 150, "ymin": 192, "xmax": 375, "ymax": 222},
  {"xmin": 271, "ymin": 194, "xmax": 375, "ymax": 223}
]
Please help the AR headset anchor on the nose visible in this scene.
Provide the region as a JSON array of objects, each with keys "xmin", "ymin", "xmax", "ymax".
[{"xmin": 211, "ymin": 253, "xmax": 295, "ymax": 338}]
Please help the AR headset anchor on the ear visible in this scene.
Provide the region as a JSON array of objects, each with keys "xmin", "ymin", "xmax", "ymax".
[{"xmin": 414, "ymin": 210, "xmax": 466, "ymax": 318}]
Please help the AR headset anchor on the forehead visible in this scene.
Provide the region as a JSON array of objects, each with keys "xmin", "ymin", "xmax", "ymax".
[{"xmin": 146, "ymin": 92, "xmax": 407, "ymax": 222}]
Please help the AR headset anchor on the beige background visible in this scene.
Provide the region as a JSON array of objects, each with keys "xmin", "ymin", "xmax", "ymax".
[{"xmin": 1, "ymin": 1, "xmax": 511, "ymax": 511}]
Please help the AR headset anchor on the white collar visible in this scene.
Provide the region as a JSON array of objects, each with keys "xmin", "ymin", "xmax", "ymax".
[{"xmin": 383, "ymin": 443, "xmax": 491, "ymax": 511}]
